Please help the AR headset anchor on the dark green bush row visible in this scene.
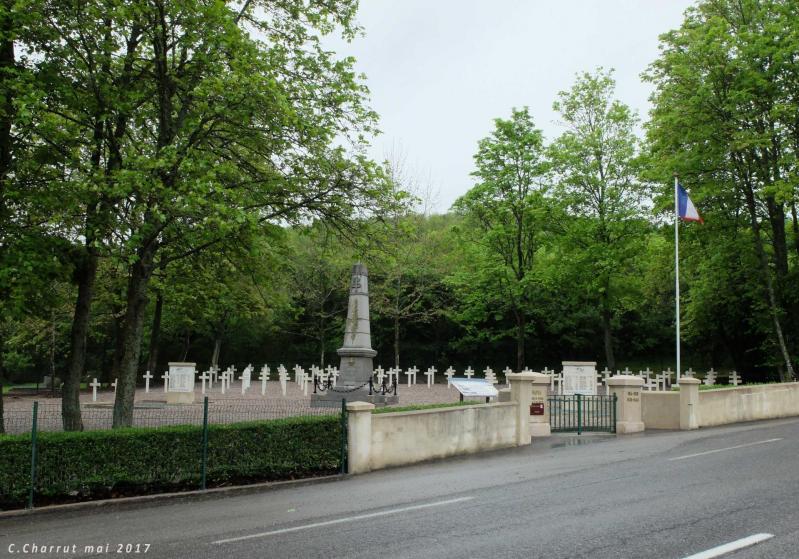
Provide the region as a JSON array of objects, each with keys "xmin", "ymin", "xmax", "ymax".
[{"xmin": 0, "ymin": 414, "xmax": 341, "ymax": 509}]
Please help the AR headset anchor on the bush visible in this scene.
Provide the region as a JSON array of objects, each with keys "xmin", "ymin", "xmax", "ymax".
[{"xmin": 0, "ymin": 414, "xmax": 341, "ymax": 509}]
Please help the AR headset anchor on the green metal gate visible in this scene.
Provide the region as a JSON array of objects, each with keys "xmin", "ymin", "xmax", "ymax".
[{"xmin": 548, "ymin": 394, "xmax": 617, "ymax": 434}]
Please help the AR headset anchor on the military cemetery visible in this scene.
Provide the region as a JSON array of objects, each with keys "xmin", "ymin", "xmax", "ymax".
[{"xmin": 2, "ymin": 1, "xmax": 799, "ymax": 558}]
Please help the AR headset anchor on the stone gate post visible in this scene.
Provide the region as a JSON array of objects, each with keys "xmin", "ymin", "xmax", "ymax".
[
  {"xmin": 607, "ymin": 375, "xmax": 645, "ymax": 434},
  {"xmin": 679, "ymin": 377, "xmax": 700, "ymax": 430},
  {"xmin": 508, "ymin": 372, "xmax": 536, "ymax": 445},
  {"xmin": 346, "ymin": 401, "xmax": 374, "ymax": 474}
]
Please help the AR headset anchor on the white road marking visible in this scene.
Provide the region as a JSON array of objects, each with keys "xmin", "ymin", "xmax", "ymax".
[
  {"xmin": 682, "ymin": 533, "xmax": 774, "ymax": 559},
  {"xmin": 212, "ymin": 496, "xmax": 474, "ymax": 545},
  {"xmin": 669, "ymin": 438, "xmax": 782, "ymax": 461}
]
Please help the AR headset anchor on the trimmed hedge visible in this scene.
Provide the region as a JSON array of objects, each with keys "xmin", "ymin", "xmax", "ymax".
[{"xmin": 0, "ymin": 414, "xmax": 341, "ymax": 509}]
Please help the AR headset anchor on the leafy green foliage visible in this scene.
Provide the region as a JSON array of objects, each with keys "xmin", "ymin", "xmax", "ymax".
[{"xmin": 0, "ymin": 414, "xmax": 340, "ymax": 508}]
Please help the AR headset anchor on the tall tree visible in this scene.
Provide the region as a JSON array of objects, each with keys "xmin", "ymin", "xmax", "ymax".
[
  {"xmin": 646, "ymin": 0, "xmax": 797, "ymax": 379},
  {"xmin": 453, "ymin": 107, "xmax": 550, "ymax": 370},
  {"xmin": 549, "ymin": 69, "xmax": 648, "ymax": 370}
]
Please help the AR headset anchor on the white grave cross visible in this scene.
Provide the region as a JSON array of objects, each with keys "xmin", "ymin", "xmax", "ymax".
[
  {"xmin": 444, "ymin": 366, "xmax": 456, "ymax": 387},
  {"xmin": 143, "ymin": 370, "xmax": 153, "ymax": 393},
  {"xmin": 161, "ymin": 371, "xmax": 170, "ymax": 393},
  {"xmin": 90, "ymin": 378, "xmax": 100, "ymax": 402},
  {"xmin": 405, "ymin": 366, "xmax": 418, "ymax": 387},
  {"xmin": 199, "ymin": 371, "xmax": 210, "ymax": 395}
]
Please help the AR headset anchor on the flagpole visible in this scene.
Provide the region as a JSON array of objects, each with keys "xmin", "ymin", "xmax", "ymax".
[{"xmin": 674, "ymin": 174, "xmax": 681, "ymax": 384}]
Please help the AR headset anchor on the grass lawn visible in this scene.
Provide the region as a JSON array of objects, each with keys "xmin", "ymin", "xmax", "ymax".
[{"xmin": 373, "ymin": 400, "xmax": 483, "ymax": 414}]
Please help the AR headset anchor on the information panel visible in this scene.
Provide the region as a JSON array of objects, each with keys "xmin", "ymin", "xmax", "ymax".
[
  {"xmin": 450, "ymin": 378, "xmax": 499, "ymax": 398},
  {"xmin": 561, "ymin": 361, "xmax": 597, "ymax": 396}
]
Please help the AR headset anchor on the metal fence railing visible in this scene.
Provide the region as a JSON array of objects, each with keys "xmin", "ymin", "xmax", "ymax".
[
  {"xmin": 548, "ymin": 394, "xmax": 617, "ymax": 434},
  {"xmin": 1, "ymin": 398, "xmax": 341, "ymax": 435},
  {"xmin": 1, "ymin": 397, "xmax": 348, "ymax": 510}
]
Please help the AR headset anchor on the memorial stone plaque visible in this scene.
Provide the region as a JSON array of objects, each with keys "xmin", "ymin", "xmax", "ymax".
[
  {"xmin": 167, "ymin": 362, "xmax": 196, "ymax": 404},
  {"xmin": 562, "ymin": 361, "xmax": 597, "ymax": 396}
]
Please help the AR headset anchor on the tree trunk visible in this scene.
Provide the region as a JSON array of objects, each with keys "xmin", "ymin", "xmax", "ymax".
[
  {"xmin": 0, "ymin": 329, "xmax": 5, "ymax": 434},
  {"xmin": 62, "ymin": 248, "xmax": 98, "ymax": 431},
  {"xmin": 791, "ymin": 200, "xmax": 799, "ymax": 260},
  {"xmin": 743, "ymin": 184, "xmax": 795, "ymax": 381},
  {"xmin": 394, "ymin": 276, "xmax": 401, "ymax": 369},
  {"xmin": 180, "ymin": 330, "xmax": 191, "ymax": 361},
  {"xmin": 145, "ymin": 292, "xmax": 163, "ymax": 376},
  {"xmin": 110, "ymin": 306, "xmax": 125, "ymax": 383},
  {"xmin": 766, "ymin": 196, "xmax": 788, "ymax": 281},
  {"xmin": 211, "ymin": 337, "xmax": 222, "ymax": 370},
  {"xmin": 602, "ymin": 289, "xmax": 616, "ymax": 371},
  {"xmin": 319, "ymin": 327, "xmax": 325, "ymax": 369},
  {"xmin": 394, "ymin": 314, "xmax": 400, "ymax": 369},
  {"xmin": 113, "ymin": 243, "xmax": 157, "ymax": 428},
  {"xmin": 515, "ymin": 311, "xmax": 525, "ymax": 371}
]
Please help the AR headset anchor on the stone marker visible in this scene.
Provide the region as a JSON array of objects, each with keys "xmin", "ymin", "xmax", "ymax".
[
  {"xmin": 313, "ymin": 263, "xmax": 396, "ymax": 405},
  {"xmin": 729, "ymin": 371, "xmax": 741, "ymax": 386},
  {"xmin": 445, "ymin": 367, "xmax": 456, "ymax": 387},
  {"xmin": 90, "ymin": 378, "xmax": 100, "ymax": 402},
  {"xmin": 199, "ymin": 371, "xmax": 210, "ymax": 395},
  {"xmin": 464, "ymin": 366, "xmax": 475, "ymax": 379},
  {"xmin": 484, "ymin": 367, "xmax": 497, "ymax": 384},
  {"xmin": 260, "ymin": 365, "xmax": 270, "ymax": 395},
  {"xmin": 143, "ymin": 370, "xmax": 153, "ymax": 393},
  {"xmin": 704, "ymin": 368, "xmax": 717, "ymax": 386},
  {"xmin": 167, "ymin": 362, "xmax": 196, "ymax": 404},
  {"xmin": 278, "ymin": 364, "xmax": 288, "ymax": 396},
  {"xmin": 242, "ymin": 366, "xmax": 252, "ymax": 390},
  {"xmin": 161, "ymin": 371, "xmax": 170, "ymax": 393}
]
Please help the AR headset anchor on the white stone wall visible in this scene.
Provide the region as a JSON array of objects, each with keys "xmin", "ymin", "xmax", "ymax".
[
  {"xmin": 698, "ymin": 382, "xmax": 799, "ymax": 427},
  {"xmin": 366, "ymin": 402, "xmax": 518, "ymax": 471},
  {"xmin": 641, "ymin": 391, "xmax": 680, "ymax": 429}
]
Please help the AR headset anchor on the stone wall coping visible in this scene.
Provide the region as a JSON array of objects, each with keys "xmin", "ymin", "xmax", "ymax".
[
  {"xmin": 506, "ymin": 372, "xmax": 539, "ymax": 381},
  {"xmin": 677, "ymin": 378, "xmax": 701, "ymax": 385},
  {"xmin": 607, "ymin": 375, "xmax": 644, "ymax": 386},
  {"xmin": 346, "ymin": 401, "xmax": 375, "ymax": 412},
  {"xmin": 372, "ymin": 401, "xmax": 515, "ymax": 419},
  {"xmin": 700, "ymin": 381, "xmax": 798, "ymax": 392}
]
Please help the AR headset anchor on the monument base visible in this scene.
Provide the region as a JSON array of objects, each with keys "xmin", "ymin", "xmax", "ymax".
[
  {"xmin": 166, "ymin": 392, "xmax": 195, "ymax": 405},
  {"xmin": 311, "ymin": 388, "xmax": 398, "ymax": 407}
]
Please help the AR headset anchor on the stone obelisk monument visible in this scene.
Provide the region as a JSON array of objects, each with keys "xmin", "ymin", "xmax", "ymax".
[{"xmin": 313, "ymin": 263, "xmax": 397, "ymax": 405}]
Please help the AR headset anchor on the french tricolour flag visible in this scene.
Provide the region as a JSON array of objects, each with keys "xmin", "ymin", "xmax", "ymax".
[{"xmin": 678, "ymin": 184, "xmax": 703, "ymax": 223}]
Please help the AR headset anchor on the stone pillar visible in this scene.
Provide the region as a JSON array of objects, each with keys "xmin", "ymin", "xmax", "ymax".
[
  {"xmin": 529, "ymin": 372, "xmax": 551, "ymax": 437},
  {"xmin": 607, "ymin": 375, "xmax": 644, "ymax": 434},
  {"xmin": 508, "ymin": 372, "xmax": 536, "ymax": 445},
  {"xmin": 346, "ymin": 401, "xmax": 374, "ymax": 474},
  {"xmin": 679, "ymin": 377, "xmax": 700, "ymax": 430},
  {"xmin": 497, "ymin": 388, "xmax": 512, "ymax": 403}
]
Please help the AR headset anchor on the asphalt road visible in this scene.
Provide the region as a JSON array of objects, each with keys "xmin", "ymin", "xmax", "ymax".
[{"xmin": 2, "ymin": 418, "xmax": 798, "ymax": 559}]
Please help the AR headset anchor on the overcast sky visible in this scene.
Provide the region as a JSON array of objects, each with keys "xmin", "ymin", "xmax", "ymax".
[{"xmin": 325, "ymin": 0, "xmax": 696, "ymax": 212}]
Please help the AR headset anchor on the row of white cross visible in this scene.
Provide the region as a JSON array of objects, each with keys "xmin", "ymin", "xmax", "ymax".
[{"xmin": 86, "ymin": 365, "xmax": 741, "ymax": 402}]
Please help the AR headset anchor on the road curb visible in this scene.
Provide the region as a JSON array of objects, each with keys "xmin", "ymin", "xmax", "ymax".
[{"xmin": 0, "ymin": 474, "xmax": 348, "ymax": 520}]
